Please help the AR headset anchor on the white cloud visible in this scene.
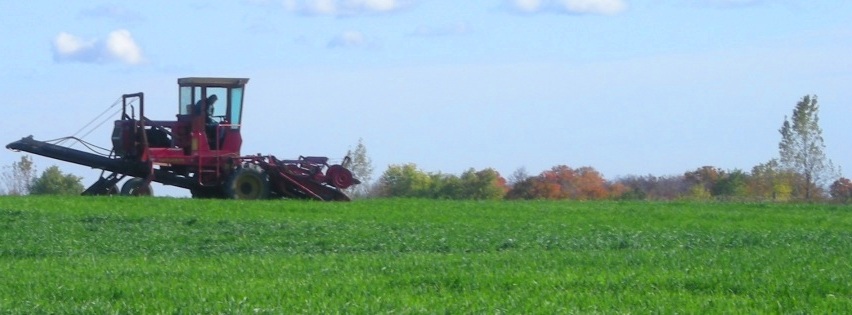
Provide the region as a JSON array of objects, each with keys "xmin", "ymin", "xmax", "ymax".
[
  {"xmin": 509, "ymin": 0, "xmax": 627, "ymax": 15},
  {"xmin": 105, "ymin": 30, "xmax": 143, "ymax": 64},
  {"xmin": 54, "ymin": 33, "xmax": 96, "ymax": 56},
  {"xmin": 283, "ymin": 0, "xmax": 408, "ymax": 16},
  {"xmin": 513, "ymin": 0, "xmax": 543, "ymax": 13},
  {"xmin": 307, "ymin": 0, "xmax": 337, "ymax": 14},
  {"xmin": 560, "ymin": 0, "xmax": 627, "ymax": 15},
  {"xmin": 52, "ymin": 32, "xmax": 99, "ymax": 63},
  {"xmin": 51, "ymin": 29, "xmax": 144, "ymax": 65}
]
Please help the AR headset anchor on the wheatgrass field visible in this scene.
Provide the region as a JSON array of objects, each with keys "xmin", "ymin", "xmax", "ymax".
[{"xmin": 0, "ymin": 196, "xmax": 850, "ymax": 313}]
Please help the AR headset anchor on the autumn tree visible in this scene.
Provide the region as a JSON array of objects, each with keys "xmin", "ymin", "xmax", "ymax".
[
  {"xmin": 1, "ymin": 155, "xmax": 37, "ymax": 195},
  {"xmin": 345, "ymin": 138, "xmax": 374, "ymax": 198},
  {"xmin": 683, "ymin": 166, "xmax": 722, "ymax": 199},
  {"xmin": 29, "ymin": 165, "xmax": 84, "ymax": 195},
  {"xmin": 506, "ymin": 165, "xmax": 609, "ymax": 200},
  {"xmin": 748, "ymin": 160, "xmax": 779, "ymax": 200},
  {"xmin": 532, "ymin": 165, "xmax": 574, "ymax": 199},
  {"xmin": 572, "ymin": 166, "xmax": 609, "ymax": 200},
  {"xmin": 778, "ymin": 95, "xmax": 838, "ymax": 200},
  {"xmin": 607, "ymin": 181, "xmax": 629, "ymax": 200},
  {"xmin": 829, "ymin": 177, "xmax": 852, "ymax": 203},
  {"xmin": 748, "ymin": 159, "xmax": 796, "ymax": 201}
]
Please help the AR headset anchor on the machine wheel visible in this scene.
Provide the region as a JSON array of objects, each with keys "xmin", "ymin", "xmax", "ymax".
[
  {"xmin": 325, "ymin": 165, "xmax": 354, "ymax": 189},
  {"xmin": 121, "ymin": 178, "xmax": 153, "ymax": 196},
  {"xmin": 225, "ymin": 167, "xmax": 269, "ymax": 200}
]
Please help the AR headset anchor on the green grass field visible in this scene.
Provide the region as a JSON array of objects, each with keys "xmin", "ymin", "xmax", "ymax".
[{"xmin": 0, "ymin": 196, "xmax": 850, "ymax": 313}]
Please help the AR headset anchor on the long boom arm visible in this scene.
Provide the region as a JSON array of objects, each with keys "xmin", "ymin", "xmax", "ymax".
[{"xmin": 6, "ymin": 136, "xmax": 195, "ymax": 189}]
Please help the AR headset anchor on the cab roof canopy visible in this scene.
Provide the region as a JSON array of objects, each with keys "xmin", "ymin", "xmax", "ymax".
[{"xmin": 177, "ymin": 77, "xmax": 250, "ymax": 87}]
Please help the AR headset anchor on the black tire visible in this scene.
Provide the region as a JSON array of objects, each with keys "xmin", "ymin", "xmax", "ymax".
[
  {"xmin": 120, "ymin": 178, "xmax": 153, "ymax": 196},
  {"xmin": 225, "ymin": 168, "xmax": 269, "ymax": 200}
]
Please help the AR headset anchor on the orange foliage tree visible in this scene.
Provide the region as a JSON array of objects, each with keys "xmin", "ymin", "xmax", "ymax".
[
  {"xmin": 506, "ymin": 165, "xmax": 611, "ymax": 200},
  {"xmin": 573, "ymin": 166, "xmax": 609, "ymax": 200}
]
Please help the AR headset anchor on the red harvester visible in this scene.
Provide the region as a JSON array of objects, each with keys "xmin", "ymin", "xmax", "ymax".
[{"xmin": 6, "ymin": 77, "xmax": 358, "ymax": 200}]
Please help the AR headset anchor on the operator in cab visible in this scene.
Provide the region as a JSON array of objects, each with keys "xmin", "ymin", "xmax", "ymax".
[
  {"xmin": 192, "ymin": 94, "xmax": 218, "ymax": 123},
  {"xmin": 192, "ymin": 94, "xmax": 220, "ymax": 148}
]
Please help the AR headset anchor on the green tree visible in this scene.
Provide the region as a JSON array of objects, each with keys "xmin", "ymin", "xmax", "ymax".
[
  {"xmin": 685, "ymin": 184, "xmax": 712, "ymax": 200},
  {"xmin": 713, "ymin": 169, "xmax": 748, "ymax": 198},
  {"xmin": 1, "ymin": 155, "xmax": 37, "ymax": 195},
  {"xmin": 377, "ymin": 164, "xmax": 432, "ymax": 198},
  {"xmin": 778, "ymin": 95, "xmax": 839, "ymax": 200},
  {"xmin": 29, "ymin": 165, "xmax": 84, "ymax": 195},
  {"xmin": 429, "ymin": 173, "xmax": 462, "ymax": 199},
  {"xmin": 345, "ymin": 138, "xmax": 374, "ymax": 198},
  {"xmin": 458, "ymin": 168, "xmax": 507, "ymax": 200}
]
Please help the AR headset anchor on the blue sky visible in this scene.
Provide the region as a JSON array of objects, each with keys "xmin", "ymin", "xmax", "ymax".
[{"xmin": 2, "ymin": 0, "xmax": 851, "ymax": 196}]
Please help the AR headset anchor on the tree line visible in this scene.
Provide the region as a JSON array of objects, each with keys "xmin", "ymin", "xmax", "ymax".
[
  {"xmin": 364, "ymin": 162, "xmax": 851, "ymax": 202},
  {"xmin": 363, "ymin": 95, "xmax": 847, "ymax": 203}
]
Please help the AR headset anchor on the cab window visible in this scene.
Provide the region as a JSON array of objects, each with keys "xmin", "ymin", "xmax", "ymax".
[
  {"xmin": 229, "ymin": 87, "xmax": 244, "ymax": 128},
  {"xmin": 179, "ymin": 86, "xmax": 193, "ymax": 115}
]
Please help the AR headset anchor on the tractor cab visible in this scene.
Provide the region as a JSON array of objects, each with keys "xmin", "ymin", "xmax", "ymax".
[
  {"xmin": 111, "ymin": 77, "xmax": 250, "ymax": 183},
  {"xmin": 174, "ymin": 77, "xmax": 249, "ymax": 155}
]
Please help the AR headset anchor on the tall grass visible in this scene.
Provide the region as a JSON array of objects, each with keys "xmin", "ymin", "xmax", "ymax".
[{"xmin": 0, "ymin": 197, "xmax": 849, "ymax": 313}]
